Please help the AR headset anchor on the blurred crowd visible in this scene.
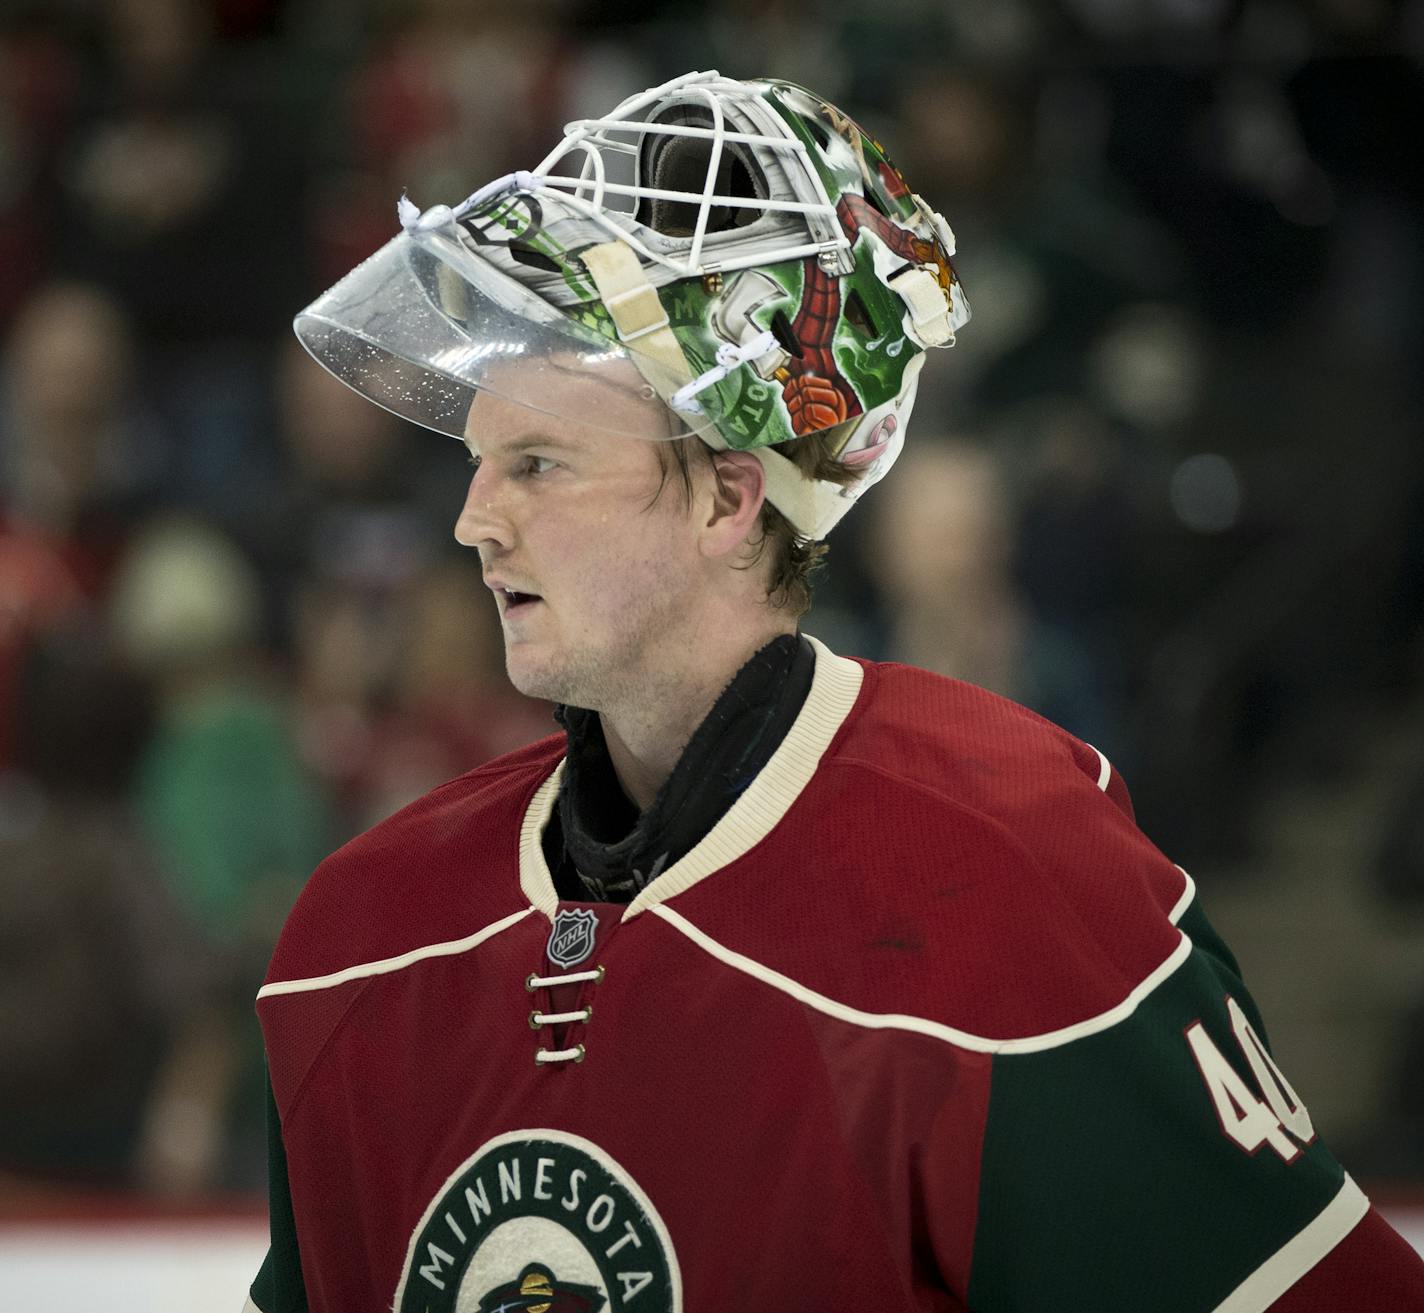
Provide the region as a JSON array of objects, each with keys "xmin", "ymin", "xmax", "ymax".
[{"xmin": 1, "ymin": 0, "xmax": 1423, "ymax": 1200}]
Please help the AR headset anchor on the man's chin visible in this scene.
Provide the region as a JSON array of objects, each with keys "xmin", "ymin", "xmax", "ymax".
[{"xmin": 504, "ymin": 648, "xmax": 581, "ymax": 707}]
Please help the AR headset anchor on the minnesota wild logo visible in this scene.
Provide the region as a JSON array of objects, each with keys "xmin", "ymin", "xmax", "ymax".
[
  {"xmin": 477, "ymin": 1261, "xmax": 603, "ymax": 1311},
  {"xmin": 393, "ymin": 1129, "xmax": 681, "ymax": 1312}
]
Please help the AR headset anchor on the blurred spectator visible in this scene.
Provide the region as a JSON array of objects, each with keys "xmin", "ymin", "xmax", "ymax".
[
  {"xmin": 897, "ymin": 64, "xmax": 1187, "ymax": 435},
  {"xmin": 0, "ymin": 13, "xmax": 79, "ymax": 331},
  {"xmin": 656, "ymin": 0, "xmax": 852, "ymax": 102},
  {"xmin": 109, "ymin": 515, "xmax": 333, "ymax": 1194},
  {"xmin": 0, "ymin": 280, "xmax": 161, "ymax": 767},
  {"xmin": 47, "ymin": 0, "xmax": 311, "ymax": 519},
  {"xmin": 290, "ymin": 550, "xmax": 551, "ymax": 833},
  {"xmin": 254, "ymin": 343, "xmax": 549, "ymax": 831},
  {"xmin": 0, "ymin": 280, "xmax": 161, "ymax": 531},
  {"xmin": 310, "ymin": 0, "xmax": 574, "ymax": 286},
  {"xmin": 252, "ymin": 339, "xmax": 448, "ymax": 633},
  {"xmin": 294, "ymin": 550, "xmax": 553, "ymax": 831},
  {"xmin": 53, "ymin": 0, "xmax": 306, "ymax": 348},
  {"xmin": 366, "ymin": 556, "xmax": 554, "ymax": 820},
  {"xmin": 1012, "ymin": 399, "xmax": 1132, "ymax": 646},
  {"xmin": 870, "ymin": 439, "xmax": 1118, "ymax": 755},
  {"xmin": 0, "ymin": 625, "xmax": 189, "ymax": 1193},
  {"xmin": 258, "ymin": 341, "xmax": 444, "ymax": 823}
]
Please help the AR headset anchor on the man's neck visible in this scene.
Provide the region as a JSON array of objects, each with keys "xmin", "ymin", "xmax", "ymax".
[{"xmin": 597, "ymin": 624, "xmax": 796, "ymax": 812}]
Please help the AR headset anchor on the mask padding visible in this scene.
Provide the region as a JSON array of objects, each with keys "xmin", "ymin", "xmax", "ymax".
[{"xmin": 637, "ymin": 105, "xmax": 767, "ymax": 238}]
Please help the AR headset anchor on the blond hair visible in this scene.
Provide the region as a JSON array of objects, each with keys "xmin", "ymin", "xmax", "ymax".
[{"xmin": 652, "ymin": 428, "xmax": 861, "ymax": 619}]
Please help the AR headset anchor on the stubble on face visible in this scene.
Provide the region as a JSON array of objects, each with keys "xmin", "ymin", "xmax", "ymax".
[
  {"xmin": 463, "ymin": 359, "xmax": 709, "ymax": 718},
  {"xmin": 499, "ymin": 458, "xmax": 707, "ymax": 717}
]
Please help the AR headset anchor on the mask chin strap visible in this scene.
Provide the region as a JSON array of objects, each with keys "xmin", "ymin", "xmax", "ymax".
[{"xmin": 579, "ymin": 241, "xmax": 850, "ymax": 540}]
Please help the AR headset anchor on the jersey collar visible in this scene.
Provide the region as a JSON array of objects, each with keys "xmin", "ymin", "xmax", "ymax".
[{"xmin": 518, "ymin": 634, "xmax": 864, "ymax": 921}]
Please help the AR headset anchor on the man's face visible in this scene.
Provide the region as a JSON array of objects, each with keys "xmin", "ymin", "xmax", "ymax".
[{"xmin": 455, "ymin": 361, "xmax": 708, "ymax": 710}]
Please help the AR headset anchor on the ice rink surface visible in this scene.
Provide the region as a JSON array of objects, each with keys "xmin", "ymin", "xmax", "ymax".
[
  {"xmin": 0, "ymin": 1206, "xmax": 1421, "ymax": 1310},
  {"xmin": 0, "ymin": 1215, "xmax": 266, "ymax": 1310}
]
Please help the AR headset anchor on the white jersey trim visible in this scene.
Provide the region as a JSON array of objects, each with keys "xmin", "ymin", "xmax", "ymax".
[
  {"xmin": 256, "ymin": 906, "xmax": 535, "ymax": 999},
  {"xmin": 518, "ymin": 762, "xmax": 564, "ymax": 918},
  {"xmin": 1211, "ymin": 1174, "xmax": 1368, "ymax": 1313},
  {"xmin": 516, "ymin": 634, "xmax": 866, "ymax": 921},
  {"xmin": 1087, "ymin": 742, "xmax": 1112, "ymax": 791},
  {"xmin": 652, "ymin": 902, "xmax": 1195, "ymax": 1054},
  {"xmin": 242, "ymin": 1298, "xmax": 263, "ymax": 1313}
]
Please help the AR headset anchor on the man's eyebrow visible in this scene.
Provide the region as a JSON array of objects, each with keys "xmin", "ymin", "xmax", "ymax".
[
  {"xmin": 509, "ymin": 434, "xmax": 581, "ymax": 453},
  {"xmin": 465, "ymin": 433, "xmax": 583, "ymax": 457}
]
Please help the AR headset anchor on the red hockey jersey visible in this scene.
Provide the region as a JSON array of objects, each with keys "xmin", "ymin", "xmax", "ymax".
[{"xmin": 247, "ymin": 638, "xmax": 1423, "ymax": 1311}]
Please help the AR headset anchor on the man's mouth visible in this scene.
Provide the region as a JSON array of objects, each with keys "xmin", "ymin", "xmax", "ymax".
[{"xmin": 502, "ymin": 588, "xmax": 542, "ymax": 615}]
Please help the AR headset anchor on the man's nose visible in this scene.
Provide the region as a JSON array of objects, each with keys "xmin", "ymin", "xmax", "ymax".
[{"xmin": 454, "ymin": 467, "xmax": 514, "ymax": 551}]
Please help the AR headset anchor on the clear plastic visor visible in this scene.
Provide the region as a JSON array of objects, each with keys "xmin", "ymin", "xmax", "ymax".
[{"xmin": 293, "ymin": 227, "xmax": 712, "ymax": 444}]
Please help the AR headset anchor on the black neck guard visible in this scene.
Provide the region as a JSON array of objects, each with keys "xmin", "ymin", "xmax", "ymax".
[{"xmin": 544, "ymin": 633, "xmax": 814, "ymax": 902}]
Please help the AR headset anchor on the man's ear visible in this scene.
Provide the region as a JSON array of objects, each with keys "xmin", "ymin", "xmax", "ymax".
[{"xmin": 699, "ymin": 449, "xmax": 767, "ymax": 559}]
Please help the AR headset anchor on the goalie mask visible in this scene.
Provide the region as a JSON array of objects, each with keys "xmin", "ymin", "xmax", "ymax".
[{"xmin": 294, "ymin": 70, "xmax": 969, "ymax": 539}]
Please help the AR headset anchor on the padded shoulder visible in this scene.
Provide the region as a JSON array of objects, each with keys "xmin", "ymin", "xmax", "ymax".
[
  {"xmin": 263, "ymin": 733, "xmax": 564, "ymax": 986},
  {"xmin": 837, "ymin": 659, "xmax": 1135, "ymax": 821},
  {"xmin": 840, "ymin": 661, "xmax": 1189, "ymax": 1035},
  {"xmin": 678, "ymin": 660, "xmax": 1192, "ymax": 1041}
]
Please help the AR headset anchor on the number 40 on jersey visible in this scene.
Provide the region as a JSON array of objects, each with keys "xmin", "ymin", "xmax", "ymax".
[{"xmin": 1186, "ymin": 996, "xmax": 1316, "ymax": 1163}]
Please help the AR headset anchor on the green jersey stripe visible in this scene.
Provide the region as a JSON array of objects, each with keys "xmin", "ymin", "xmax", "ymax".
[{"xmin": 968, "ymin": 929, "xmax": 1346, "ymax": 1311}]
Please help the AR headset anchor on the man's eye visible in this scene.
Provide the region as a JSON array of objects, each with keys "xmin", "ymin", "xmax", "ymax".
[{"xmin": 522, "ymin": 455, "xmax": 558, "ymax": 476}]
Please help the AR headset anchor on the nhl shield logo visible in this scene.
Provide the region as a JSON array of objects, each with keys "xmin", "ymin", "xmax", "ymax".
[{"xmin": 548, "ymin": 908, "xmax": 598, "ymax": 969}]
